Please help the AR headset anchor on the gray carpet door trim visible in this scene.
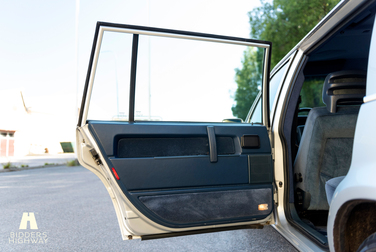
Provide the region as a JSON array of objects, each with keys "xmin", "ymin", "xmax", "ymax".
[{"xmin": 139, "ymin": 188, "xmax": 272, "ymax": 224}]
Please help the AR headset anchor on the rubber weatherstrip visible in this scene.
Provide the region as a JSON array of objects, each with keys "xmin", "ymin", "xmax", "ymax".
[
  {"xmin": 129, "ymin": 34, "xmax": 139, "ymax": 122},
  {"xmin": 77, "ymin": 23, "xmax": 101, "ymax": 126}
]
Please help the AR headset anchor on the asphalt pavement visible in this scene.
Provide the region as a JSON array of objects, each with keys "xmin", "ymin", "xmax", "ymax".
[{"xmin": 0, "ymin": 166, "xmax": 297, "ymax": 252}]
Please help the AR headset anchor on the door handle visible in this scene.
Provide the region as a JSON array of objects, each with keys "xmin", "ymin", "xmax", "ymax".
[{"xmin": 207, "ymin": 126, "xmax": 217, "ymax": 163}]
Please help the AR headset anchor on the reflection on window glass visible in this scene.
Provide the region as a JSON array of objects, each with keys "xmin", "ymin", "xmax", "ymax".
[
  {"xmin": 135, "ymin": 35, "xmax": 264, "ymax": 122},
  {"xmin": 250, "ymin": 97, "xmax": 262, "ymax": 124},
  {"xmin": 269, "ymin": 60, "xmax": 289, "ymax": 112},
  {"xmin": 87, "ymin": 32, "xmax": 133, "ymax": 121}
]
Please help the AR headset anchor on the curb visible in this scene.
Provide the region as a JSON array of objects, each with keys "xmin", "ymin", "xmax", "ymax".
[{"xmin": 0, "ymin": 164, "xmax": 68, "ymax": 173}]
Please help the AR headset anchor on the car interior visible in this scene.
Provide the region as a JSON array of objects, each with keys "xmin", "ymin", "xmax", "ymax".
[{"xmin": 284, "ymin": 3, "xmax": 376, "ymax": 246}]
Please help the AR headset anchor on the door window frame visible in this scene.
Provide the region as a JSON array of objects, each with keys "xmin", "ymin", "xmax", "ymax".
[{"xmin": 77, "ymin": 22, "xmax": 272, "ymax": 128}]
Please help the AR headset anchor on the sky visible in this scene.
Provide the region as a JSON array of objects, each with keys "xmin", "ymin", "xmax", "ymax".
[{"xmin": 0, "ymin": 0, "xmax": 262, "ymax": 122}]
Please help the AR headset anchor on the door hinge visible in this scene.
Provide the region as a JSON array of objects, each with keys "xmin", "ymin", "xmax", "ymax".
[{"xmin": 90, "ymin": 148, "xmax": 102, "ymax": 165}]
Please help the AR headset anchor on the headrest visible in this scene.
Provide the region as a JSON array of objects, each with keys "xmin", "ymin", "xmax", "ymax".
[{"xmin": 322, "ymin": 70, "xmax": 366, "ymax": 113}]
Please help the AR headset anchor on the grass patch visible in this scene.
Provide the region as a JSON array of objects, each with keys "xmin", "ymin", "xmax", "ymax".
[
  {"xmin": 3, "ymin": 162, "xmax": 12, "ymax": 169},
  {"xmin": 21, "ymin": 164, "xmax": 29, "ymax": 168},
  {"xmin": 2, "ymin": 162, "xmax": 18, "ymax": 169},
  {"xmin": 66, "ymin": 159, "xmax": 79, "ymax": 167},
  {"xmin": 44, "ymin": 162, "xmax": 57, "ymax": 166}
]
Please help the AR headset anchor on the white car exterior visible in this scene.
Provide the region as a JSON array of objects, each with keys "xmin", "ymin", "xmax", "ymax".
[
  {"xmin": 264, "ymin": 1, "xmax": 376, "ymax": 251},
  {"xmin": 326, "ymin": 16, "xmax": 376, "ymax": 251}
]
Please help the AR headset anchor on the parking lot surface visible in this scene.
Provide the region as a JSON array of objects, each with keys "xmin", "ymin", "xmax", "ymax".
[{"xmin": 0, "ymin": 166, "xmax": 297, "ymax": 251}]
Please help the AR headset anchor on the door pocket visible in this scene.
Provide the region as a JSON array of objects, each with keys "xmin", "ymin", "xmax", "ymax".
[
  {"xmin": 117, "ymin": 136, "xmax": 235, "ymax": 158},
  {"xmin": 138, "ymin": 188, "xmax": 273, "ymax": 224}
]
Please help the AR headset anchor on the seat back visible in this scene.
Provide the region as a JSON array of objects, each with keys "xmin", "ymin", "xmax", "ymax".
[{"xmin": 294, "ymin": 70, "xmax": 366, "ymax": 210}]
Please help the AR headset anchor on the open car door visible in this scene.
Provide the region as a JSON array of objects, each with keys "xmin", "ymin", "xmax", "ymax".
[{"xmin": 76, "ymin": 22, "xmax": 273, "ymax": 240}]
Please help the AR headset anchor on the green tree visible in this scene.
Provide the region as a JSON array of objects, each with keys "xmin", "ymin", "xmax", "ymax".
[
  {"xmin": 232, "ymin": 0, "xmax": 340, "ymax": 118},
  {"xmin": 232, "ymin": 47, "xmax": 263, "ymax": 120},
  {"xmin": 250, "ymin": 0, "xmax": 340, "ymax": 68}
]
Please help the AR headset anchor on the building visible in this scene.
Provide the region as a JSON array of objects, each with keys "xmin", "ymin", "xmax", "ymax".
[{"xmin": 0, "ymin": 89, "xmax": 76, "ymax": 157}]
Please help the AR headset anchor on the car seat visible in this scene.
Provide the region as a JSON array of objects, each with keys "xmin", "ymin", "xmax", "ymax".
[{"xmin": 294, "ymin": 70, "xmax": 366, "ymax": 210}]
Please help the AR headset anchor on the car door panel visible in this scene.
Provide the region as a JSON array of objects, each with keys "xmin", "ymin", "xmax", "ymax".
[
  {"xmin": 77, "ymin": 23, "xmax": 273, "ymax": 238},
  {"xmin": 87, "ymin": 120, "xmax": 273, "ymax": 228}
]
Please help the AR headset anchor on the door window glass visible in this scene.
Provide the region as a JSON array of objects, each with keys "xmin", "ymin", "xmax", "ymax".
[
  {"xmin": 269, "ymin": 60, "xmax": 289, "ymax": 112},
  {"xmin": 87, "ymin": 32, "xmax": 133, "ymax": 121},
  {"xmin": 135, "ymin": 35, "xmax": 264, "ymax": 122},
  {"xmin": 299, "ymin": 78, "xmax": 326, "ymax": 110},
  {"xmin": 250, "ymin": 97, "xmax": 262, "ymax": 124},
  {"xmin": 84, "ymin": 26, "xmax": 270, "ymax": 123}
]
